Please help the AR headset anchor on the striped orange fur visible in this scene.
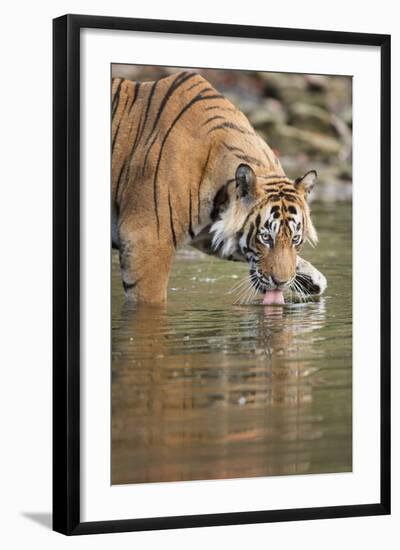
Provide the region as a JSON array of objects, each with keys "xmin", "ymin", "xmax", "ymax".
[{"xmin": 112, "ymin": 71, "xmax": 326, "ymax": 303}]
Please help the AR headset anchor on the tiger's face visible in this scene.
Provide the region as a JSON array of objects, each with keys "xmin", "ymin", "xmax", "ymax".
[
  {"xmin": 211, "ymin": 164, "xmax": 318, "ymax": 294},
  {"xmin": 240, "ymin": 200, "xmax": 303, "ymax": 291}
]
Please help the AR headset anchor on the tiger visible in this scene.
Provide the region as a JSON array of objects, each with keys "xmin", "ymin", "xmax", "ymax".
[{"xmin": 112, "ymin": 71, "xmax": 327, "ymax": 304}]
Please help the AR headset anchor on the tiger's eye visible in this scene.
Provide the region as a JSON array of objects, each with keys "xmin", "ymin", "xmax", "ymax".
[
  {"xmin": 261, "ymin": 233, "xmax": 273, "ymax": 246},
  {"xmin": 292, "ymin": 235, "xmax": 301, "ymax": 245}
]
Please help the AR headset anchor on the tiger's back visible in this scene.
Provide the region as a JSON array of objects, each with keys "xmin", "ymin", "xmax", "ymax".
[{"xmin": 112, "ymin": 72, "xmax": 282, "ymax": 248}]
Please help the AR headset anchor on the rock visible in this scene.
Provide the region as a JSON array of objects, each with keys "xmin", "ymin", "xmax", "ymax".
[
  {"xmin": 288, "ymin": 102, "xmax": 337, "ymax": 136},
  {"xmin": 264, "ymin": 125, "xmax": 342, "ymax": 158},
  {"xmin": 224, "ymin": 92, "xmax": 258, "ymax": 115},
  {"xmin": 312, "ymin": 178, "xmax": 352, "ymax": 202},
  {"xmin": 259, "ymin": 73, "xmax": 310, "ymax": 104},
  {"xmin": 279, "ymin": 159, "xmax": 352, "ymax": 202},
  {"xmin": 305, "ymin": 74, "xmax": 329, "ymax": 91},
  {"xmin": 341, "ymin": 107, "xmax": 353, "ymax": 128},
  {"xmin": 248, "ymin": 98, "xmax": 287, "ymax": 129},
  {"xmin": 325, "ymin": 76, "xmax": 353, "ymax": 112}
]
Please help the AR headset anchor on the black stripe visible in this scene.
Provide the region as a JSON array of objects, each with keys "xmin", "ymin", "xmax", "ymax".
[
  {"xmin": 153, "ymin": 93, "xmax": 224, "ymax": 235},
  {"xmin": 144, "ymin": 72, "xmax": 197, "ymax": 146},
  {"xmin": 122, "ymin": 111, "xmax": 141, "ymax": 190},
  {"xmin": 202, "ymin": 115, "xmax": 225, "ymax": 126},
  {"xmin": 114, "ymin": 161, "xmax": 126, "ymax": 204},
  {"xmin": 140, "ymin": 75, "xmax": 197, "ymax": 175},
  {"xmin": 124, "ymin": 82, "xmax": 157, "ymax": 176},
  {"xmin": 119, "ymin": 84, "xmax": 141, "ymax": 179},
  {"xmin": 112, "ymin": 123, "xmax": 121, "ymax": 150},
  {"xmin": 246, "ymin": 222, "xmax": 255, "ymax": 249},
  {"xmin": 233, "ymin": 153, "xmax": 263, "ymax": 167},
  {"xmin": 135, "ymin": 80, "xmax": 159, "ymax": 146},
  {"xmin": 223, "ymin": 143, "xmax": 246, "ymax": 154},
  {"xmin": 207, "ymin": 122, "xmax": 252, "ymax": 135},
  {"xmin": 168, "ymin": 191, "xmax": 177, "ymax": 247},
  {"xmin": 210, "ymin": 179, "xmax": 234, "ymax": 222},
  {"xmin": 264, "ymin": 184, "xmax": 294, "ymax": 193},
  {"xmin": 122, "ymin": 280, "xmax": 138, "ymax": 292},
  {"xmin": 210, "ymin": 179, "xmax": 233, "ymax": 224},
  {"xmin": 188, "ymin": 187, "xmax": 194, "ymax": 238},
  {"xmin": 198, "ymin": 147, "xmax": 212, "ymax": 222},
  {"xmin": 127, "ymin": 82, "xmax": 141, "ymax": 115},
  {"xmin": 198, "ymin": 86, "xmax": 214, "ymax": 94},
  {"xmin": 112, "ymin": 93, "xmax": 130, "ymax": 149},
  {"xmin": 205, "ymin": 105, "xmax": 236, "ymax": 112},
  {"xmin": 141, "ymin": 129, "xmax": 159, "ymax": 177},
  {"xmin": 241, "ymin": 205, "xmax": 258, "ymax": 230},
  {"xmin": 186, "ymin": 79, "xmax": 203, "ymax": 91},
  {"xmin": 283, "ymin": 196, "xmax": 298, "ymax": 202},
  {"xmin": 139, "ymin": 73, "xmax": 198, "ymax": 175},
  {"xmin": 130, "ymin": 108, "xmax": 146, "ymax": 160},
  {"xmin": 259, "ymin": 174, "xmax": 291, "ymax": 181},
  {"xmin": 112, "ymin": 79, "xmax": 124, "ymax": 117},
  {"xmin": 262, "ymin": 147, "xmax": 272, "ymax": 164},
  {"xmin": 255, "ymin": 213, "xmax": 261, "ymax": 230}
]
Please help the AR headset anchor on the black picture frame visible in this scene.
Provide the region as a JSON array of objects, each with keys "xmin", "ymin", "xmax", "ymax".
[{"xmin": 53, "ymin": 13, "xmax": 391, "ymax": 535}]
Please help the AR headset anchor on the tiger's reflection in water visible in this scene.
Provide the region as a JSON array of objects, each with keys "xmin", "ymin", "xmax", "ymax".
[{"xmin": 111, "ymin": 297, "xmax": 352, "ymax": 485}]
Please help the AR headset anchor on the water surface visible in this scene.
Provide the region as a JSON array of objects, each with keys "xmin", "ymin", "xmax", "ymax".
[{"xmin": 112, "ymin": 202, "xmax": 352, "ymax": 484}]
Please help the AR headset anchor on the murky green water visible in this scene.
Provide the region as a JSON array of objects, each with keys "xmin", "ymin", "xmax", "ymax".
[{"xmin": 112, "ymin": 202, "xmax": 352, "ymax": 485}]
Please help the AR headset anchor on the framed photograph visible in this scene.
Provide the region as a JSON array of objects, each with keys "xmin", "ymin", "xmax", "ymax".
[{"xmin": 53, "ymin": 14, "xmax": 391, "ymax": 535}]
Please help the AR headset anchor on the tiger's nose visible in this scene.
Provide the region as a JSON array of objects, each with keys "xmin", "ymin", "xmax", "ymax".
[{"xmin": 271, "ymin": 276, "xmax": 289, "ymax": 287}]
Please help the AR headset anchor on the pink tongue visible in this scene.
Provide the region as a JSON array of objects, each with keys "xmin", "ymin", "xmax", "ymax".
[{"xmin": 262, "ymin": 289, "xmax": 285, "ymax": 305}]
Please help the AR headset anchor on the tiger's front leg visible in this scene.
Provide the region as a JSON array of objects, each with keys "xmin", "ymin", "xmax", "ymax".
[{"xmin": 118, "ymin": 227, "xmax": 174, "ymax": 304}]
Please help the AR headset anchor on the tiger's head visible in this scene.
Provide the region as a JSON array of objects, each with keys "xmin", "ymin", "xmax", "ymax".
[{"xmin": 210, "ymin": 163, "xmax": 318, "ymax": 295}]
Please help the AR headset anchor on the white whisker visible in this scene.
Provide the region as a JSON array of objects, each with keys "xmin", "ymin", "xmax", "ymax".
[
  {"xmin": 228, "ymin": 274, "xmax": 252, "ymax": 294},
  {"xmin": 246, "ymin": 281, "xmax": 259, "ymax": 305},
  {"xmin": 234, "ymin": 280, "xmax": 253, "ymax": 304},
  {"xmin": 292, "ymin": 279, "xmax": 306, "ymax": 303}
]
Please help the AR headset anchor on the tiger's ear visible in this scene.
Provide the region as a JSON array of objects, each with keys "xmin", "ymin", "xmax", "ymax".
[
  {"xmin": 294, "ymin": 170, "xmax": 317, "ymax": 197},
  {"xmin": 235, "ymin": 164, "xmax": 256, "ymax": 199}
]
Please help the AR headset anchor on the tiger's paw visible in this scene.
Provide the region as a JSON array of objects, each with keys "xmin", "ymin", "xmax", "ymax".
[{"xmin": 295, "ymin": 256, "xmax": 327, "ymax": 296}]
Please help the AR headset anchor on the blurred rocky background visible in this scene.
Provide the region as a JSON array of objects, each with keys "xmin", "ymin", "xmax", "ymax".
[{"xmin": 112, "ymin": 65, "xmax": 352, "ymax": 202}]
